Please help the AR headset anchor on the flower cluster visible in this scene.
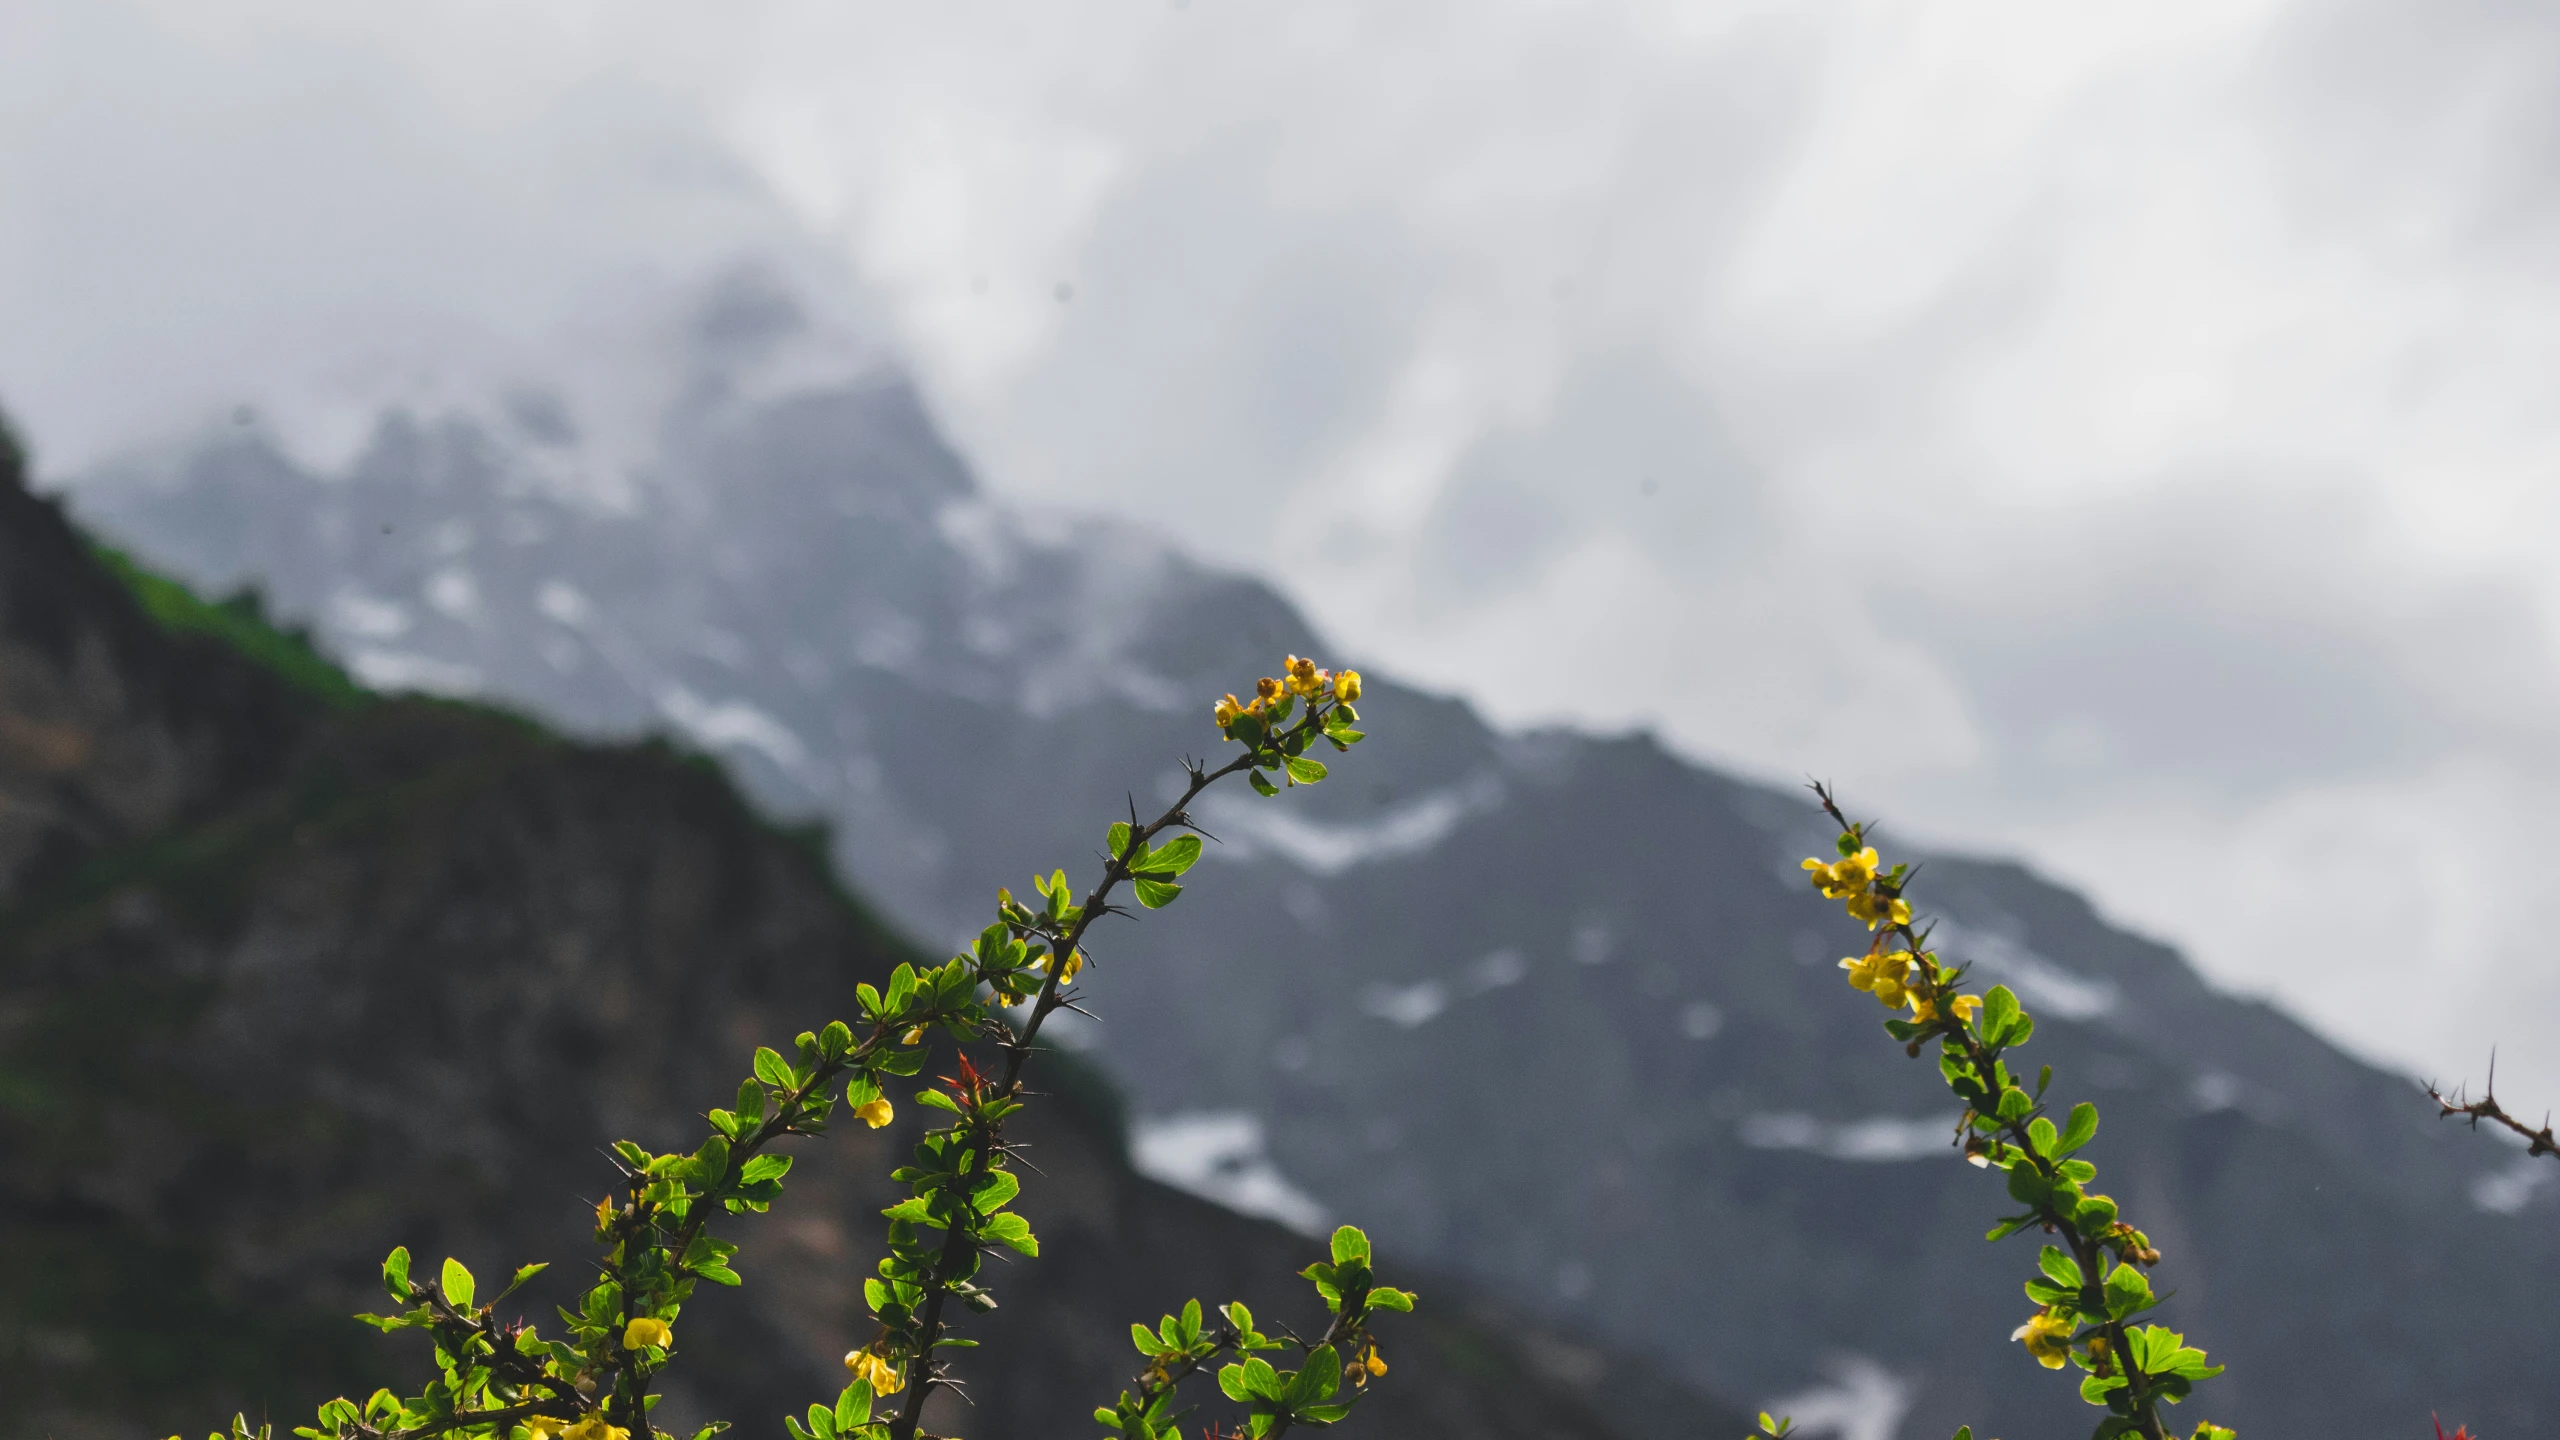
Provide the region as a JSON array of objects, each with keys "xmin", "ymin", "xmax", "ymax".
[
  {"xmin": 1215, "ymin": 656, "xmax": 1360, "ymax": 735},
  {"xmin": 1789, "ymin": 785, "xmax": 2232, "ymax": 1440},
  {"xmin": 1800, "ymin": 843, "xmax": 1910, "ymax": 930}
]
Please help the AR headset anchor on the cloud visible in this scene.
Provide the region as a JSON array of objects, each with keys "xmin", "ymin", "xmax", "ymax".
[{"xmin": 8, "ymin": 0, "xmax": 2560, "ymax": 1098}]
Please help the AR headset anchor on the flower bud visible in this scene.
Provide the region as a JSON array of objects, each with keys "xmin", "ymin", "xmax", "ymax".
[{"xmin": 1334, "ymin": 669, "xmax": 1363, "ymax": 703}]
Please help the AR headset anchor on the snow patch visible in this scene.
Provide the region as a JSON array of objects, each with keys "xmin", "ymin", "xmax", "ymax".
[
  {"xmin": 1202, "ymin": 774, "xmax": 1503, "ymax": 875},
  {"xmin": 1362, "ymin": 980, "xmax": 1449, "ymax": 1029},
  {"xmin": 348, "ymin": 649, "xmax": 482, "ymax": 697},
  {"xmin": 1934, "ymin": 918, "xmax": 2119, "ymax": 1021},
  {"xmin": 657, "ymin": 685, "xmax": 808, "ymax": 771},
  {"xmin": 329, "ymin": 589, "xmax": 411, "ymax": 640},
  {"xmin": 1762, "ymin": 1356, "xmax": 1913, "ymax": 1440},
  {"xmin": 1740, "ymin": 1112, "xmax": 1956, "ymax": 1163},
  {"xmin": 1129, "ymin": 1112, "xmax": 1329, "ymax": 1237}
]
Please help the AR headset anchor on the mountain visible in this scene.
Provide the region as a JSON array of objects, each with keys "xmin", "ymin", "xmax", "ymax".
[
  {"xmin": 58, "ymin": 289, "xmax": 2560, "ymax": 1437},
  {"xmin": 0, "ymin": 419, "xmax": 1748, "ymax": 1440}
]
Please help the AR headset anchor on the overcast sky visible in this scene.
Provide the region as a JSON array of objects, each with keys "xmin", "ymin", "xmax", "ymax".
[{"xmin": 8, "ymin": 0, "xmax": 2560, "ymax": 1102}]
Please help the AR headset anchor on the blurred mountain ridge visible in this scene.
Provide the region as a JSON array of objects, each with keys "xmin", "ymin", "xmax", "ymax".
[
  {"xmin": 54, "ymin": 324, "xmax": 2560, "ymax": 1435},
  {"xmin": 0, "ymin": 412, "xmax": 1748, "ymax": 1439}
]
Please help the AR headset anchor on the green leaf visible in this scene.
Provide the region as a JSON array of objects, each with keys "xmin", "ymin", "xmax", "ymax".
[
  {"xmin": 1147, "ymin": 835, "xmax": 1203, "ymax": 876},
  {"xmin": 2104, "ymin": 1263, "xmax": 2153, "ymax": 1320},
  {"xmin": 440, "ymin": 1257, "xmax": 475, "ymax": 1310},
  {"xmin": 2035, "ymin": 1246, "xmax": 2081, "ymax": 1289},
  {"xmin": 1980, "ymin": 986, "xmax": 2020, "ymax": 1043},
  {"xmin": 2057, "ymin": 1101, "xmax": 2098, "ymax": 1155},
  {"xmin": 1248, "ymin": 770, "xmax": 1279, "ymax": 796},
  {"xmin": 836, "ymin": 1381, "xmax": 874, "ymax": 1429},
  {"xmin": 882, "ymin": 1197, "xmax": 933, "ymax": 1223},
  {"xmin": 1363, "ymin": 1286, "xmax": 1415, "ymax": 1312},
  {"xmin": 754, "ymin": 1047, "xmax": 793, "ymax": 1089},
  {"xmin": 1286, "ymin": 1346, "xmax": 1342, "ymax": 1408},
  {"xmin": 497, "ymin": 1263, "xmax": 549, "ymax": 1302},
  {"xmin": 1218, "ymin": 1364, "xmax": 1252, "ymax": 1403},
  {"xmin": 971, "ymin": 1170, "xmax": 1022, "ymax": 1214},
  {"xmin": 382, "ymin": 1247, "xmax": 413, "ymax": 1300},
  {"xmin": 1108, "ymin": 821, "xmax": 1133, "ymax": 858},
  {"xmin": 1133, "ymin": 1322, "xmax": 1167, "ymax": 1356},
  {"xmin": 695, "ymin": 1265, "xmax": 742, "ymax": 1286},
  {"xmin": 1133, "ymin": 878, "xmax": 1183, "ymax": 909},
  {"xmin": 1285, "ymin": 756, "xmax": 1328, "ymax": 785},
  {"xmin": 2027, "ymin": 1116, "xmax": 2058, "ymax": 1157},
  {"xmin": 819, "ymin": 1020, "xmax": 854, "ymax": 1059},
  {"xmin": 1330, "ymin": 1225, "xmax": 1371, "ymax": 1266},
  {"xmin": 982, "ymin": 1211, "xmax": 1040, "ymax": 1256},
  {"xmin": 1295, "ymin": 1404, "xmax": 1354, "ymax": 1425},
  {"xmin": 916, "ymin": 1088, "xmax": 963, "ymax": 1114},
  {"xmin": 1242, "ymin": 1357, "xmax": 1284, "ymax": 1401}
]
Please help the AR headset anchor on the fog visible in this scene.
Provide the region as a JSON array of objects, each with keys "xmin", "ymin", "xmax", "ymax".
[{"xmin": 7, "ymin": 0, "xmax": 2560, "ymax": 1100}]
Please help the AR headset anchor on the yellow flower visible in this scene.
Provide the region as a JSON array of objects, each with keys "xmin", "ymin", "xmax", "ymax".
[
  {"xmin": 846, "ymin": 1344, "xmax": 906, "ymax": 1395},
  {"xmin": 1800, "ymin": 847, "xmax": 1881, "ymax": 898},
  {"xmin": 1213, "ymin": 694, "xmax": 1242, "ymax": 729},
  {"xmin": 1333, "ymin": 669, "xmax": 1362, "ymax": 703},
  {"xmin": 562, "ymin": 1417, "xmax": 629, "ymax": 1440},
  {"xmin": 1839, "ymin": 950, "xmax": 1915, "ymax": 1007},
  {"xmin": 2011, "ymin": 1309, "xmax": 2073, "ymax": 1369},
  {"xmin": 524, "ymin": 1417, "xmax": 568, "ymax": 1439},
  {"xmin": 1049, "ymin": 948, "xmax": 1084, "ymax": 982},
  {"xmin": 1910, "ymin": 993, "xmax": 1982, "ymax": 1024},
  {"xmin": 900, "ymin": 1025, "xmax": 925, "ymax": 1045},
  {"xmin": 622, "ymin": 1317, "xmax": 672, "ymax": 1352},
  {"xmin": 856, "ymin": 1097, "xmax": 895, "ymax": 1129},
  {"xmin": 1255, "ymin": 676, "xmax": 1286, "ymax": 706},
  {"xmin": 1843, "ymin": 890, "xmax": 1912, "ymax": 931},
  {"xmin": 1363, "ymin": 1343, "xmax": 1387, "ymax": 1378},
  {"xmin": 1284, "ymin": 655, "xmax": 1324, "ymax": 697}
]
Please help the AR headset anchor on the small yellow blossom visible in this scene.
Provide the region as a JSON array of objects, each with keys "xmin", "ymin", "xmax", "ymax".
[
  {"xmin": 900, "ymin": 1025, "xmax": 925, "ymax": 1045},
  {"xmin": 622, "ymin": 1317, "xmax": 672, "ymax": 1352},
  {"xmin": 846, "ymin": 1344, "xmax": 906, "ymax": 1395},
  {"xmin": 1363, "ymin": 1343, "xmax": 1387, "ymax": 1378},
  {"xmin": 1284, "ymin": 655, "xmax": 1324, "ymax": 697},
  {"xmin": 562, "ymin": 1417, "xmax": 629, "ymax": 1440},
  {"xmin": 856, "ymin": 1097, "xmax": 895, "ymax": 1129},
  {"xmin": 524, "ymin": 1417, "xmax": 568, "ymax": 1439},
  {"xmin": 1910, "ymin": 993, "xmax": 1982, "ymax": 1024},
  {"xmin": 2011, "ymin": 1309, "xmax": 2073, "ymax": 1369},
  {"xmin": 1839, "ymin": 950, "xmax": 1915, "ymax": 1008},
  {"xmin": 1049, "ymin": 948, "xmax": 1084, "ymax": 982},
  {"xmin": 593, "ymin": 1197, "xmax": 614, "ymax": 1230},
  {"xmin": 1800, "ymin": 847, "xmax": 1880, "ymax": 899},
  {"xmin": 1843, "ymin": 890, "xmax": 1912, "ymax": 931},
  {"xmin": 1334, "ymin": 669, "xmax": 1362, "ymax": 703},
  {"xmin": 1213, "ymin": 694, "xmax": 1243, "ymax": 729},
  {"xmin": 1255, "ymin": 676, "xmax": 1286, "ymax": 706}
]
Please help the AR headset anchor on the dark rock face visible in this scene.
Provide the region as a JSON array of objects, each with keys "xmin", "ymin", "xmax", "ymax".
[{"xmin": 0, "ymin": 430, "xmax": 1742, "ymax": 1440}]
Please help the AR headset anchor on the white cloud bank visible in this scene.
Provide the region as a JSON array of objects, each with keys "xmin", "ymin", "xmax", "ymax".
[{"xmin": 8, "ymin": 0, "xmax": 2560, "ymax": 1099}]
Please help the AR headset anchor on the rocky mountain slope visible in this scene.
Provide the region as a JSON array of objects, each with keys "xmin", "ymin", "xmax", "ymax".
[
  {"xmin": 59, "ymin": 295, "xmax": 2560, "ymax": 1436},
  {"xmin": 0, "ymin": 422, "xmax": 1744, "ymax": 1440}
]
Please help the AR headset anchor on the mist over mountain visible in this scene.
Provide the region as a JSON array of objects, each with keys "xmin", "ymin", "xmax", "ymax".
[{"xmin": 57, "ymin": 295, "xmax": 2560, "ymax": 1436}]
